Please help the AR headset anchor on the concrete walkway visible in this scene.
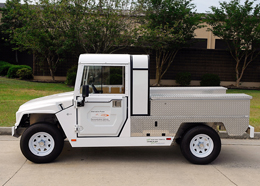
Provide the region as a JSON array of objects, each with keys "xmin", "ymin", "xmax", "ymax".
[{"xmin": 1, "ymin": 135, "xmax": 260, "ymax": 186}]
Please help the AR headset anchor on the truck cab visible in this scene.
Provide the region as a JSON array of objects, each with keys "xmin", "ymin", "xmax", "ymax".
[{"xmin": 12, "ymin": 54, "xmax": 254, "ymax": 164}]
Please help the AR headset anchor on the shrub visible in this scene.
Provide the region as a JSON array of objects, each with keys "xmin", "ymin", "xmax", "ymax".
[
  {"xmin": 16, "ymin": 68, "xmax": 33, "ymax": 80},
  {"xmin": 200, "ymin": 74, "xmax": 220, "ymax": 86},
  {"xmin": 0, "ymin": 61, "xmax": 10, "ymax": 66},
  {"xmin": 0, "ymin": 64, "xmax": 13, "ymax": 76},
  {"xmin": 65, "ymin": 66, "xmax": 77, "ymax": 86},
  {"xmin": 176, "ymin": 72, "xmax": 191, "ymax": 86},
  {"xmin": 7, "ymin": 65, "xmax": 32, "ymax": 78}
]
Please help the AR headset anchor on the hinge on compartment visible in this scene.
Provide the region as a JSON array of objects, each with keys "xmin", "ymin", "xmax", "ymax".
[
  {"xmin": 75, "ymin": 125, "xmax": 79, "ymax": 133},
  {"xmin": 74, "ymin": 125, "xmax": 83, "ymax": 133}
]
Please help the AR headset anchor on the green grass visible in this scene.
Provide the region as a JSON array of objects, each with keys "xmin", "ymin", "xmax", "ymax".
[
  {"xmin": 1, "ymin": 77, "xmax": 260, "ymax": 132},
  {"xmin": 227, "ymin": 89, "xmax": 260, "ymax": 132},
  {"xmin": 0, "ymin": 77, "xmax": 73, "ymax": 127}
]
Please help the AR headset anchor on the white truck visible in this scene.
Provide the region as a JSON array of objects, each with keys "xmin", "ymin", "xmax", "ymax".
[{"xmin": 12, "ymin": 54, "xmax": 254, "ymax": 164}]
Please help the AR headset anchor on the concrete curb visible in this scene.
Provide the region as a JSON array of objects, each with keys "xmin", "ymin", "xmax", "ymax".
[
  {"xmin": 0, "ymin": 127, "xmax": 12, "ymax": 135},
  {"xmin": 1, "ymin": 127, "xmax": 260, "ymax": 139},
  {"xmin": 219, "ymin": 131, "xmax": 260, "ymax": 139}
]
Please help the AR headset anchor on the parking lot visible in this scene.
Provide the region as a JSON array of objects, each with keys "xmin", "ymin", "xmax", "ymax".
[{"xmin": 1, "ymin": 135, "xmax": 260, "ymax": 186}]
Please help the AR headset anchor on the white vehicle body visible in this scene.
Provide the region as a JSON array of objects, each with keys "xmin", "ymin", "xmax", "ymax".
[{"xmin": 12, "ymin": 54, "xmax": 254, "ymax": 164}]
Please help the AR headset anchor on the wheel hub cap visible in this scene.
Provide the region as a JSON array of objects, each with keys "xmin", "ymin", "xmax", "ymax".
[
  {"xmin": 190, "ymin": 134, "xmax": 214, "ymax": 158},
  {"xmin": 38, "ymin": 140, "xmax": 46, "ymax": 147},
  {"xmin": 198, "ymin": 142, "xmax": 204, "ymax": 149}
]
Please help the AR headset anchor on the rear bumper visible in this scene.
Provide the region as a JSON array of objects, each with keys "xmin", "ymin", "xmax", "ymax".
[{"xmin": 247, "ymin": 125, "xmax": 255, "ymax": 138}]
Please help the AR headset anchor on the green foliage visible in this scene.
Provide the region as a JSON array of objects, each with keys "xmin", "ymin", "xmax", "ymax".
[
  {"xmin": 176, "ymin": 72, "xmax": 191, "ymax": 86},
  {"xmin": 136, "ymin": 0, "xmax": 202, "ymax": 85},
  {"xmin": 16, "ymin": 68, "xmax": 33, "ymax": 80},
  {"xmin": 7, "ymin": 65, "xmax": 32, "ymax": 78},
  {"xmin": 0, "ymin": 64, "xmax": 13, "ymax": 76},
  {"xmin": 65, "ymin": 66, "xmax": 78, "ymax": 86},
  {"xmin": 12, "ymin": 0, "xmax": 67, "ymax": 81},
  {"xmin": 0, "ymin": 61, "xmax": 13, "ymax": 76},
  {"xmin": 0, "ymin": 61, "xmax": 10, "ymax": 66},
  {"xmin": 200, "ymin": 74, "xmax": 220, "ymax": 86},
  {"xmin": 8, "ymin": 0, "xmax": 135, "ymax": 81},
  {"xmin": 0, "ymin": 0, "xmax": 25, "ymax": 48},
  {"xmin": 144, "ymin": 0, "xmax": 202, "ymax": 49},
  {"xmin": 61, "ymin": 0, "xmax": 135, "ymax": 54},
  {"xmin": 206, "ymin": 0, "xmax": 260, "ymax": 87}
]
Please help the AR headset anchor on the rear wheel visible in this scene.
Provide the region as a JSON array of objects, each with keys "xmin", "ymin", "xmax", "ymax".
[
  {"xmin": 180, "ymin": 126, "xmax": 221, "ymax": 164},
  {"xmin": 20, "ymin": 123, "xmax": 64, "ymax": 163}
]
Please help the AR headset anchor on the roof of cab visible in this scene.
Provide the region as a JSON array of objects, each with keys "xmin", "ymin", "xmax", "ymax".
[{"xmin": 78, "ymin": 54, "xmax": 131, "ymax": 64}]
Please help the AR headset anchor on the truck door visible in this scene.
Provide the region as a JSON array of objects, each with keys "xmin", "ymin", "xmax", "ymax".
[{"xmin": 77, "ymin": 65, "xmax": 127, "ymax": 137}]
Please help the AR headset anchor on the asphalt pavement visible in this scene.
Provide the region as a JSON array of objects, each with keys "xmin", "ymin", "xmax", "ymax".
[{"xmin": 1, "ymin": 135, "xmax": 260, "ymax": 186}]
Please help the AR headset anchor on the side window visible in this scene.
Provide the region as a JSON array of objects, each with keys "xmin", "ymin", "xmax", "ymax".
[{"xmin": 81, "ymin": 66, "xmax": 125, "ymax": 94}]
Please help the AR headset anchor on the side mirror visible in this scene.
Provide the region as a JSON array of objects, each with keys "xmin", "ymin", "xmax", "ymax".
[
  {"xmin": 78, "ymin": 85, "xmax": 89, "ymax": 107},
  {"xmin": 82, "ymin": 85, "xmax": 89, "ymax": 98}
]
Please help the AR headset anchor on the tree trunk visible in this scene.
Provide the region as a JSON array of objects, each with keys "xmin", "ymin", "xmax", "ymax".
[
  {"xmin": 15, "ymin": 51, "xmax": 18, "ymax": 63},
  {"xmin": 33, "ymin": 53, "xmax": 36, "ymax": 76},
  {"xmin": 155, "ymin": 67, "xmax": 162, "ymax": 86},
  {"xmin": 47, "ymin": 58, "xmax": 55, "ymax": 81},
  {"xmin": 49, "ymin": 69, "xmax": 55, "ymax": 81},
  {"xmin": 235, "ymin": 67, "xmax": 240, "ymax": 87},
  {"xmin": 236, "ymin": 79, "xmax": 240, "ymax": 87},
  {"xmin": 154, "ymin": 49, "xmax": 178, "ymax": 86},
  {"xmin": 154, "ymin": 50, "xmax": 162, "ymax": 86}
]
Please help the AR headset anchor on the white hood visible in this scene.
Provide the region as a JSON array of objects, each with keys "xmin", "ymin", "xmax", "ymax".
[
  {"xmin": 15, "ymin": 92, "xmax": 74, "ymax": 126},
  {"xmin": 19, "ymin": 91, "xmax": 74, "ymax": 111}
]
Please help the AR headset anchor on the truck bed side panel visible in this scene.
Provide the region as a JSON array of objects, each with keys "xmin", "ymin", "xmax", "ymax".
[{"xmin": 131, "ymin": 94, "xmax": 251, "ymax": 137}]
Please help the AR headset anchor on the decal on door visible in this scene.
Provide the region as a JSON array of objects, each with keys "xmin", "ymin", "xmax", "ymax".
[{"xmin": 91, "ymin": 110, "xmax": 111, "ymax": 122}]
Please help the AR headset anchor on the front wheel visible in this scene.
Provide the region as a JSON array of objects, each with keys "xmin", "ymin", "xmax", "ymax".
[
  {"xmin": 180, "ymin": 126, "xmax": 221, "ymax": 164},
  {"xmin": 20, "ymin": 123, "xmax": 64, "ymax": 163}
]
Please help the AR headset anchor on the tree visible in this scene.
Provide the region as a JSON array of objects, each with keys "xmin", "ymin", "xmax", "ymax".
[
  {"xmin": 9, "ymin": 0, "xmax": 135, "ymax": 80},
  {"xmin": 136, "ymin": 0, "xmax": 202, "ymax": 85},
  {"xmin": 206, "ymin": 0, "xmax": 260, "ymax": 87},
  {"xmin": 62, "ymin": 0, "xmax": 136, "ymax": 55},
  {"xmin": 0, "ymin": 0, "xmax": 27, "ymax": 63},
  {"xmin": 13, "ymin": 0, "xmax": 70, "ymax": 81}
]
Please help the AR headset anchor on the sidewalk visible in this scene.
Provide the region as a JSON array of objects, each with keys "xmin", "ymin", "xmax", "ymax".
[{"xmin": 1, "ymin": 135, "xmax": 260, "ymax": 186}]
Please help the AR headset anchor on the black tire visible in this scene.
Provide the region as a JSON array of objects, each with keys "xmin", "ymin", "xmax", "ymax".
[
  {"xmin": 180, "ymin": 126, "xmax": 221, "ymax": 164},
  {"xmin": 20, "ymin": 123, "xmax": 64, "ymax": 163}
]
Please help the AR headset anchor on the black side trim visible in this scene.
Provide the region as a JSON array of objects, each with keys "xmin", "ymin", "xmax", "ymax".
[
  {"xmin": 55, "ymin": 104, "xmax": 74, "ymax": 114},
  {"xmin": 118, "ymin": 96, "xmax": 128, "ymax": 137},
  {"xmin": 130, "ymin": 55, "xmax": 134, "ymax": 116},
  {"xmin": 148, "ymin": 55, "xmax": 151, "ymax": 116}
]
